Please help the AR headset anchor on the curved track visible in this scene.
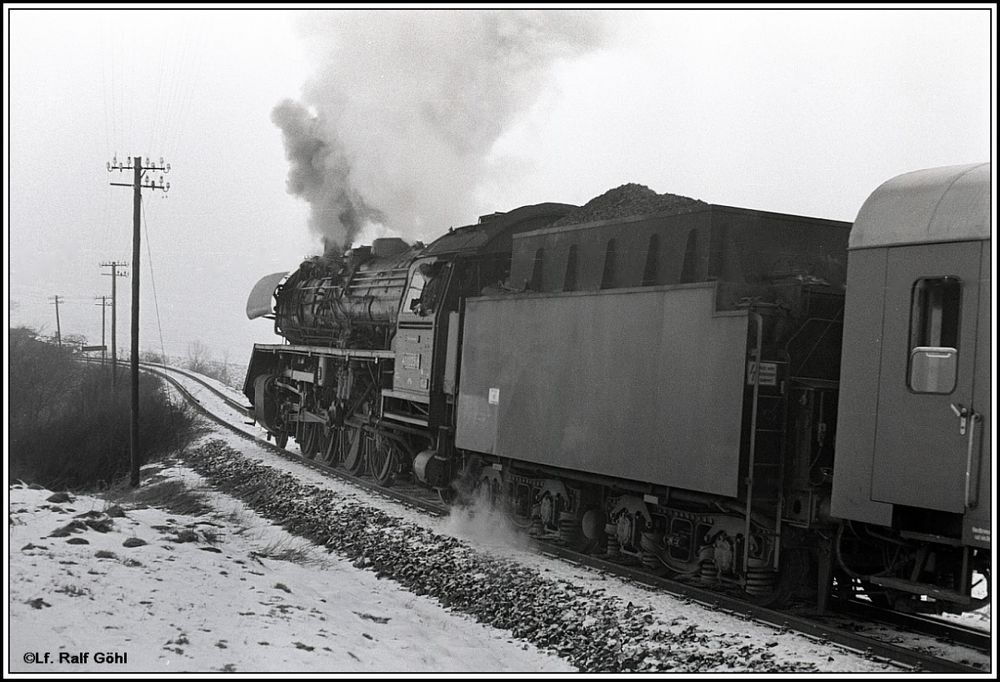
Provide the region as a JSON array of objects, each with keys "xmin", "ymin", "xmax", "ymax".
[
  {"xmin": 142, "ymin": 360, "xmax": 991, "ymax": 674},
  {"xmin": 138, "ymin": 360, "xmax": 447, "ymax": 516}
]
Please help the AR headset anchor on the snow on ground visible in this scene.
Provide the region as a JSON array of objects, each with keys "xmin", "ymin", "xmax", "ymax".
[
  {"xmin": 168, "ymin": 366, "xmax": 247, "ymax": 405},
  {"xmin": 7, "ymin": 474, "xmax": 573, "ymax": 674},
  {"xmin": 159, "ymin": 368, "xmax": 261, "ymax": 439}
]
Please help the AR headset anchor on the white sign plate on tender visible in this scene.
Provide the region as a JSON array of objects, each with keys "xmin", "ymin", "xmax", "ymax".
[
  {"xmin": 488, "ymin": 387, "xmax": 500, "ymax": 405},
  {"xmin": 747, "ymin": 361, "xmax": 777, "ymax": 386}
]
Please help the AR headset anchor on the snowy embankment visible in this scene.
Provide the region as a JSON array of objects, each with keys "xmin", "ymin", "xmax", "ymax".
[
  {"xmin": 9, "ymin": 431, "xmax": 905, "ymax": 674},
  {"xmin": 8, "ymin": 469, "xmax": 572, "ymax": 673}
]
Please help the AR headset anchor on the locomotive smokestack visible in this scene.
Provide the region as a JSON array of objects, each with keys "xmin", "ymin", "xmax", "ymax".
[{"xmin": 321, "ymin": 235, "xmax": 344, "ymax": 258}]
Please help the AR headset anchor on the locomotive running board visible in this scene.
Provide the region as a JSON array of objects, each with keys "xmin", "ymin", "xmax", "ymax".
[
  {"xmin": 253, "ymin": 343, "xmax": 395, "ymax": 360},
  {"xmin": 382, "ymin": 411, "xmax": 429, "ymax": 427}
]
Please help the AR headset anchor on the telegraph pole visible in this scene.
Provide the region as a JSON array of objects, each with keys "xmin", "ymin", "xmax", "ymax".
[
  {"xmin": 101, "ymin": 261, "xmax": 128, "ymax": 382},
  {"xmin": 49, "ymin": 295, "xmax": 63, "ymax": 346},
  {"xmin": 95, "ymin": 296, "xmax": 112, "ymax": 365},
  {"xmin": 108, "ymin": 155, "xmax": 170, "ymax": 487}
]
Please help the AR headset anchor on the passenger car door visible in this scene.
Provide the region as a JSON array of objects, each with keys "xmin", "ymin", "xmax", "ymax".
[{"xmin": 870, "ymin": 241, "xmax": 983, "ymax": 513}]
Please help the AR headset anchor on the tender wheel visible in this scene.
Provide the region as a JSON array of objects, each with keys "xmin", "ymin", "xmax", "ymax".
[
  {"xmin": 746, "ymin": 550, "xmax": 805, "ymax": 608},
  {"xmin": 474, "ymin": 469, "xmax": 503, "ymax": 512},
  {"xmin": 368, "ymin": 432, "xmax": 402, "ymax": 487},
  {"xmin": 273, "ymin": 430, "xmax": 288, "ymax": 449},
  {"xmin": 576, "ymin": 507, "xmax": 606, "ymax": 554}
]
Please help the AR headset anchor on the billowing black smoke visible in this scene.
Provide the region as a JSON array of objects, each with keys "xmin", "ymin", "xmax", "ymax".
[
  {"xmin": 271, "ymin": 100, "xmax": 383, "ymax": 253},
  {"xmin": 274, "ymin": 10, "xmax": 606, "ymax": 253}
]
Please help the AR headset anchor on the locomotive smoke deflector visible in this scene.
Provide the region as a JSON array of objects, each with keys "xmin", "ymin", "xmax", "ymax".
[{"xmin": 247, "ymin": 272, "xmax": 289, "ymax": 320}]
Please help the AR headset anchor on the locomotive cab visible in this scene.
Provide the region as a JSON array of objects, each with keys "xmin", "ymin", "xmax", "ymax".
[{"xmin": 383, "ymin": 204, "xmax": 579, "ymax": 485}]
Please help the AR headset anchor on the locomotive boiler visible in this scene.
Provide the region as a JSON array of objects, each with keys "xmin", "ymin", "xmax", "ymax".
[{"xmin": 243, "ymin": 165, "xmax": 991, "ymax": 614}]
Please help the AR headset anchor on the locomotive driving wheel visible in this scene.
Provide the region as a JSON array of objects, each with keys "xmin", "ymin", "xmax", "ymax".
[
  {"xmin": 299, "ymin": 423, "xmax": 321, "ymax": 460},
  {"xmin": 315, "ymin": 405, "xmax": 341, "ymax": 466},
  {"xmin": 336, "ymin": 422, "xmax": 367, "ymax": 475},
  {"xmin": 320, "ymin": 426, "xmax": 340, "ymax": 466},
  {"xmin": 336, "ymin": 400, "xmax": 373, "ymax": 475},
  {"xmin": 315, "ymin": 427, "xmax": 335, "ymax": 465},
  {"xmin": 368, "ymin": 432, "xmax": 404, "ymax": 488}
]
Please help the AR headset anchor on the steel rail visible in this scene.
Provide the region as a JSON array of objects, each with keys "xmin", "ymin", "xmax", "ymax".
[{"xmin": 829, "ymin": 596, "xmax": 992, "ymax": 654}]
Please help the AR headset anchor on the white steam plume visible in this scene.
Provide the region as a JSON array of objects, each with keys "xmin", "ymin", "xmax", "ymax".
[{"xmin": 275, "ymin": 10, "xmax": 606, "ymax": 252}]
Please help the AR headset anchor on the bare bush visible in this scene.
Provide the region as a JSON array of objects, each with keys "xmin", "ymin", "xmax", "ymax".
[
  {"xmin": 8, "ymin": 326, "xmax": 199, "ymax": 489},
  {"xmin": 182, "ymin": 340, "xmax": 247, "ymax": 390},
  {"xmin": 185, "ymin": 339, "xmax": 213, "ymax": 375}
]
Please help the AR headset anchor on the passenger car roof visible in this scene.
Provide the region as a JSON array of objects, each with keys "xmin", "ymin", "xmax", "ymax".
[{"xmin": 850, "ymin": 162, "xmax": 991, "ymax": 249}]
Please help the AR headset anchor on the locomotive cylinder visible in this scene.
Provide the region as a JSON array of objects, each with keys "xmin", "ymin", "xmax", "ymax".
[{"xmin": 413, "ymin": 449, "xmax": 450, "ymax": 488}]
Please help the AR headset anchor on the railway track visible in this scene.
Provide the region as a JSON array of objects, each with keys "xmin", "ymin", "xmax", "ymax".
[
  {"xmin": 141, "ymin": 360, "xmax": 991, "ymax": 674},
  {"xmin": 825, "ymin": 596, "xmax": 992, "ymax": 659}
]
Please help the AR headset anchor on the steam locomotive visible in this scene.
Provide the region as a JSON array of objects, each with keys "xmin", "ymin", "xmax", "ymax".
[{"xmin": 244, "ymin": 164, "xmax": 991, "ymax": 614}]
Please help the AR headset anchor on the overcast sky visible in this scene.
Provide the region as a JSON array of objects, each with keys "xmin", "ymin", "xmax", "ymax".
[{"xmin": 5, "ymin": 6, "xmax": 995, "ymax": 367}]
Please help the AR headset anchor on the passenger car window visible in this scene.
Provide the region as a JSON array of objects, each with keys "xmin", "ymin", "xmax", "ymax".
[{"xmin": 907, "ymin": 277, "xmax": 961, "ymax": 393}]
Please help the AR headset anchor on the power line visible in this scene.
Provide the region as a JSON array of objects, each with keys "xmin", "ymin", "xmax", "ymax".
[{"xmin": 141, "ymin": 199, "xmax": 169, "ymax": 365}]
